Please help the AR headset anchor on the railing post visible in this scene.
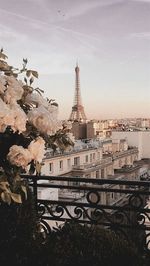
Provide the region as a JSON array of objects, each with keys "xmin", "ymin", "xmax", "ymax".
[{"xmin": 33, "ymin": 176, "xmax": 38, "ymax": 216}]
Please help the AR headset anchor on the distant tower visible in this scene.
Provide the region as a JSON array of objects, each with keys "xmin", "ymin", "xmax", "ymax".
[{"xmin": 69, "ymin": 63, "xmax": 87, "ymax": 122}]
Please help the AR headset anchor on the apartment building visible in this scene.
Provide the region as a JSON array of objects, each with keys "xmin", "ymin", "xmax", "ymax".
[
  {"xmin": 42, "ymin": 142, "xmax": 103, "ymax": 177},
  {"xmin": 41, "ymin": 138, "xmax": 142, "ymax": 202},
  {"xmin": 86, "ymin": 120, "xmax": 111, "ymax": 139},
  {"xmin": 112, "ymin": 130, "xmax": 150, "ymax": 159},
  {"xmin": 42, "ymin": 138, "xmax": 139, "ymax": 179}
]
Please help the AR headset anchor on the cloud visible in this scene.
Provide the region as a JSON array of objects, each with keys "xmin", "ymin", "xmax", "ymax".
[
  {"xmin": 0, "ymin": 25, "xmax": 17, "ymax": 39},
  {"xmin": 54, "ymin": 0, "xmax": 124, "ymax": 21},
  {"xmin": 132, "ymin": 0, "xmax": 150, "ymax": 2},
  {"xmin": 0, "ymin": 5, "xmax": 100, "ymax": 43},
  {"xmin": 0, "ymin": 7, "xmax": 50, "ymax": 28},
  {"xmin": 129, "ymin": 32, "xmax": 150, "ymax": 39},
  {"xmin": 0, "ymin": 0, "xmax": 123, "ymax": 27},
  {"xmin": 0, "ymin": 4, "xmax": 102, "ymax": 62},
  {"xmin": 0, "ymin": 23, "xmax": 28, "ymax": 53}
]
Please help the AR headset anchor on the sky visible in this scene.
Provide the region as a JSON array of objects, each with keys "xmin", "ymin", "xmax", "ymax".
[{"xmin": 0, "ymin": 0, "xmax": 150, "ymax": 120}]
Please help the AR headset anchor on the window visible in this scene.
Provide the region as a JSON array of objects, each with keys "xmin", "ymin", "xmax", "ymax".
[
  {"xmin": 74, "ymin": 157, "xmax": 80, "ymax": 166},
  {"xmin": 96, "ymin": 170, "xmax": 99, "ymax": 179},
  {"xmin": 59, "ymin": 160, "xmax": 63, "ymax": 170},
  {"xmin": 67, "ymin": 159, "xmax": 71, "ymax": 169},
  {"xmin": 119, "ymin": 160, "xmax": 122, "ymax": 167},
  {"xmin": 49, "ymin": 162, "xmax": 53, "ymax": 173},
  {"xmin": 101, "ymin": 169, "xmax": 105, "ymax": 178},
  {"xmin": 97, "ymin": 152, "xmax": 100, "ymax": 160},
  {"xmin": 85, "ymin": 155, "xmax": 88, "ymax": 163},
  {"xmin": 93, "ymin": 153, "xmax": 95, "ymax": 160},
  {"xmin": 90, "ymin": 154, "xmax": 92, "ymax": 162}
]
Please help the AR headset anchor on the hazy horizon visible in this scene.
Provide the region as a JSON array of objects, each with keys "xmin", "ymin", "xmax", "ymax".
[{"xmin": 0, "ymin": 0, "xmax": 150, "ymax": 120}]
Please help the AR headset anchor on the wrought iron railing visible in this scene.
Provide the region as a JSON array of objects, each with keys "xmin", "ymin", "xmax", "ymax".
[{"xmin": 23, "ymin": 175, "xmax": 150, "ymax": 255}]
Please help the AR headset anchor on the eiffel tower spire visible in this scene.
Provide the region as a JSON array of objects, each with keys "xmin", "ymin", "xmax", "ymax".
[{"xmin": 69, "ymin": 63, "xmax": 87, "ymax": 122}]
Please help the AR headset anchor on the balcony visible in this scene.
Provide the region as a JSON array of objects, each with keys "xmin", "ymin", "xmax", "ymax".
[
  {"xmin": 23, "ymin": 175, "xmax": 150, "ymax": 257},
  {"xmin": 72, "ymin": 157, "xmax": 112, "ymax": 170},
  {"xmin": 115, "ymin": 164, "xmax": 141, "ymax": 173},
  {"xmin": 112, "ymin": 147, "xmax": 138, "ymax": 160}
]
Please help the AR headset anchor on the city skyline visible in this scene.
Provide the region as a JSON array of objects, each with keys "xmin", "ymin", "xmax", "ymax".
[{"xmin": 0, "ymin": 0, "xmax": 150, "ymax": 119}]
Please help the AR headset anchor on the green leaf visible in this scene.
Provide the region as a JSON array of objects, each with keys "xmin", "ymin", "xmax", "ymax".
[
  {"xmin": 23, "ymin": 58, "xmax": 28, "ymax": 64},
  {"xmin": 35, "ymin": 162, "xmax": 42, "ymax": 176},
  {"xmin": 26, "ymin": 70, "xmax": 32, "ymax": 77},
  {"xmin": 0, "ymin": 60, "xmax": 10, "ymax": 71},
  {"xmin": 1, "ymin": 192, "xmax": 11, "ymax": 205},
  {"xmin": 29, "ymin": 161, "xmax": 35, "ymax": 175},
  {"xmin": 30, "ymin": 76, "xmax": 34, "ymax": 85},
  {"xmin": 13, "ymin": 73, "xmax": 18, "ymax": 78},
  {"xmin": 24, "ymin": 77, "xmax": 27, "ymax": 84},
  {"xmin": 31, "ymin": 70, "xmax": 38, "ymax": 78},
  {"xmin": 34, "ymin": 88, "xmax": 42, "ymax": 96},
  {"xmin": 0, "ymin": 51, "xmax": 8, "ymax": 60},
  {"xmin": 0, "ymin": 181, "xmax": 10, "ymax": 193},
  {"xmin": 51, "ymin": 102, "xmax": 58, "ymax": 107},
  {"xmin": 11, "ymin": 193, "xmax": 22, "ymax": 203},
  {"xmin": 35, "ymin": 87, "xmax": 44, "ymax": 93},
  {"xmin": 21, "ymin": 185, "xmax": 27, "ymax": 200},
  {"xmin": 14, "ymin": 173, "xmax": 21, "ymax": 181}
]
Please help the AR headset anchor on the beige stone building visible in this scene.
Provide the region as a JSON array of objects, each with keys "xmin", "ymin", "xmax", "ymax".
[
  {"xmin": 70, "ymin": 121, "xmax": 87, "ymax": 139},
  {"xmin": 70, "ymin": 120, "xmax": 112, "ymax": 140},
  {"xmin": 112, "ymin": 130, "xmax": 150, "ymax": 159},
  {"xmin": 86, "ymin": 120, "xmax": 111, "ymax": 139},
  {"xmin": 42, "ymin": 138, "xmax": 139, "ymax": 180}
]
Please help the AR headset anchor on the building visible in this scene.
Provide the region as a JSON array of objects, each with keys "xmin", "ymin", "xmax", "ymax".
[
  {"xmin": 112, "ymin": 130, "xmax": 150, "ymax": 159},
  {"xmin": 42, "ymin": 137, "xmax": 142, "ymax": 188},
  {"xmin": 86, "ymin": 120, "xmax": 111, "ymax": 139},
  {"xmin": 70, "ymin": 120, "xmax": 112, "ymax": 141},
  {"xmin": 71, "ymin": 121, "xmax": 87, "ymax": 139}
]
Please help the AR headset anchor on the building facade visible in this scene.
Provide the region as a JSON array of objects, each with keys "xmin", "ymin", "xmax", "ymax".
[
  {"xmin": 42, "ymin": 138, "xmax": 139, "ymax": 181},
  {"xmin": 112, "ymin": 131, "xmax": 150, "ymax": 159}
]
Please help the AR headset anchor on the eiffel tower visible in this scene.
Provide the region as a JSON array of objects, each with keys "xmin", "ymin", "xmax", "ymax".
[{"xmin": 69, "ymin": 63, "xmax": 87, "ymax": 122}]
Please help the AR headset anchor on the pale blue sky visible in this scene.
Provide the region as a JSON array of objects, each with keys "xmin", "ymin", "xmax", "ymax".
[{"xmin": 0, "ymin": 0, "xmax": 150, "ymax": 119}]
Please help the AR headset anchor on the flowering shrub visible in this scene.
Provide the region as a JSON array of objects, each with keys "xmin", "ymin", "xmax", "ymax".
[{"xmin": 0, "ymin": 49, "xmax": 74, "ymax": 204}]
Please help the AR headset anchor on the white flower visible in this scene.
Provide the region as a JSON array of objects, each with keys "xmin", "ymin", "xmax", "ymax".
[
  {"xmin": 28, "ymin": 105, "xmax": 60, "ymax": 135},
  {"xmin": 7, "ymin": 145, "xmax": 32, "ymax": 168},
  {"xmin": 28, "ymin": 136, "xmax": 45, "ymax": 162},
  {"xmin": 0, "ymin": 98, "xmax": 15, "ymax": 132},
  {"xmin": 0, "ymin": 120, "xmax": 7, "ymax": 133},
  {"xmin": 25, "ymin": 92, "xmax": 48, "ymax": 107},
  {"xmin": 0, "ymin": 75, "xmax": 6, "ymax": 94},
  {"xmin": 4, "ymin": 76, "xmax": 24, "ymax": 104},
  {"xmin": 10, "ymin": 102, "xmax": 27, "ymax": 133},
  {"xmin": 28, "ymin": 106, "xmax": 51, "ymax": 134},
  {"xmin": 47, "ymin": 103, "xmax": 58, "ymax": 114},
  {"xmin": 25, "ymin": 92, "xmax": 59, "ymax": 115},
  {"xmin": 0, "ymin": 99, "xmax": 27, "ymax": 133}
]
